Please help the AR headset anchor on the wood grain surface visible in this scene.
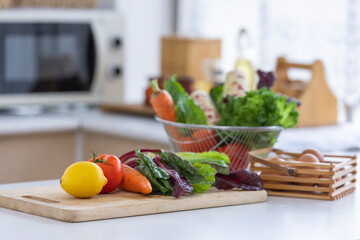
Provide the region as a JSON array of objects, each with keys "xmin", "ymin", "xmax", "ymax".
[
  {"xmin": 0, "ymin": 185, "xmax": 267, "ymax": 222},
  {"xmin": 100, "ymin": 104, "xmax": 155, "ymax": 116}
]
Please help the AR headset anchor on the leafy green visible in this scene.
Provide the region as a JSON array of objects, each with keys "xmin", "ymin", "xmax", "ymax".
[
  {"xmin": 209, "ymin": 83, "xmax": 224, "ymax": 114},
  {"xmin": 154, "ymin": 157, "xmax": 193, "ymax": 198},
  {"xmin": 135, "ymin": 150, "xmax": 172, "ymax": 195},
  {"xmin": 191, "ymin": 163, "xmax": 217, "ymax": 193},
  {"xmin": 176, "ymin": 151, "xmax": 230, "ymax": 164},
  {"xmin": 217, "ymin": 88, "xmax": 299, "ymax": 128},
  {"xmin": 164, "ymin": 75, "xmax": 207, "ymax": 125},
  {"xmin": 132, "ymin": 150, "xmax": 231, "ymax": 195},
  {"xmin": 276, "ymin": 95, "xmax": 299, "ymax": 128},
  {"xmin": 176, "ymin": 151, "xmax": 230, "ymax": 175},
  {"xmin": 159, "ymin": 151, "xmax": 204, "ymax": 184}
]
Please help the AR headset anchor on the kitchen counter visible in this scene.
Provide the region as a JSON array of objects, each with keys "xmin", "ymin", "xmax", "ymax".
[
  {"xmin": 1, "ymin": 109, "xmax": 360, "ymax": 182},
  {"xmin": 0, "ymin": 110, "xmax": 359, "ymax": 239},
  {"xmin": 0, "ymin": 110, "xmax": 168, "ymax": 143},
  {"xmin": 1, "ymin": 109, "xmax": 360, "ymax": 153},
  {"xmin": 0, "ymin": 179, "xmax": 359, "ymax": 240}
]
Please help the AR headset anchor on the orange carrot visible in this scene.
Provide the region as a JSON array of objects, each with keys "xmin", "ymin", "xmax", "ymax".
[
  {"xmin": 150, "ymin": 79, "xmax": 176, "ymax": 122},
  {"xmin": 118, "ymin": 165, "xmax": 152, "ymax": 194}
]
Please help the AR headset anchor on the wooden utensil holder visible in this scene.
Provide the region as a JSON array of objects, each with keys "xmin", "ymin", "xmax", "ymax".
[
  {"xmin": 249, "ymin": 148, "xmax": 357, "ymax": 200},
  {"xmin": 273, "ymin": 57, "xmax": 338, "ymax": 127},
  {"xmin": 161, "ymin": 36, "xmax": 221, "ymax": 89}
]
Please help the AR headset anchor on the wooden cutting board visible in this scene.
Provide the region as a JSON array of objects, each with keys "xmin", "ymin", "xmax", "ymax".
[{"xmin": 0, "ymin": 185, "xmax": 267, "ymax": 222}]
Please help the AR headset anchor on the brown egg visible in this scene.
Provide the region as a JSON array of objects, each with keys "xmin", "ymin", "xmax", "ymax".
[
  {"xmin": 302, "ymin": 148, "xmax": 324, "ymax": 162},
  {"xmin": 301, "ymin": 149, "xmax": 334, "ymax": 187},
  {"xmin": 298, "ymin": 153, "xmax": 320, "ymax": 163},
  {"xmin": 296, "ymin": 153, "xmax": 320, "ymax": 186}
]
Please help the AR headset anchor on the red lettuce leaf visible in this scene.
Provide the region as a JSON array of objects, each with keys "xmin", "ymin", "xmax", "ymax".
[
  {"xmin": 214, "ymin": 169, "xmax": 264, "ymax": 191},
  {"xmin": 119, "ymin": 149, "xmax": 162, "ymax": 163},
  {"xmin": 168, "ymin": 169, "xmax": 193, "ymax": 198},
  {"xmin": 124, "ymin": 159, "xmax": 137, "ymax": 168},
  {"xmin": 257, "ymin": 70, "xmax": 276, "ymax": 89},
  {"xmin": 154, "ymin": 155, "xmax": 193, "ymax": 198}
]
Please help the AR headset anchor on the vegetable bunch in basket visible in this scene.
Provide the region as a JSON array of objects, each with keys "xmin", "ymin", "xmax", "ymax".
[{"xmin": 149, "ymin": 71, "xmax": 299, "ymax": 171}]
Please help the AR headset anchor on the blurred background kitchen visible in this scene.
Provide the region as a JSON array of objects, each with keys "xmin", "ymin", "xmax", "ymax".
[{"xmin": 0, "ymin": 0, "xmax": 360, "ymax": 184}]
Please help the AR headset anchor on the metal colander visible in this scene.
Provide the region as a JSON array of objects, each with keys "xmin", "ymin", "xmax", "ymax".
[{"xmin": 156, "ymin": 116, "xmax": 283, "ymax": 171}]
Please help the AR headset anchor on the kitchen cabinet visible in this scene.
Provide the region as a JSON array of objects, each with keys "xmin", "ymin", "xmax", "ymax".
[
  {"xmin": 0, "ymin": 112, "xmax": 169, "ymax": 184},
  {"xmin": 0, "ymin": 130, "xmax": 169, "ymax": 184},
  {"xmin": 0, "ymin": 131, "xmax": 75, "ymax": 184}
]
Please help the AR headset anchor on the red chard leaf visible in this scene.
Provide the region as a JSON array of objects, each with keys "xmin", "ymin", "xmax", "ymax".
[{"xmin": 214, "ymin": 169, "xmax": 264, "ymax": 191}]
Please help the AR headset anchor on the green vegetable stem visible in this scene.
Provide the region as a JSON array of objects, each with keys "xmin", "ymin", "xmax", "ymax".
[{"xmin": 135, "ymin": 150, "xmax": 173, "ymax": 195}]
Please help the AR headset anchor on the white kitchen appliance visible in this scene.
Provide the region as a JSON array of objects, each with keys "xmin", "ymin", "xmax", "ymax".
[{"xmin": 0, "ymin": 9, "xmax": 123, "ymax": 107}]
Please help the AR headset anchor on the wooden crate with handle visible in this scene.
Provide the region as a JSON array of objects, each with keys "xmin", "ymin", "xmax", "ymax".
[
  {"xmin": 249, "ymin": 148, "xmax": 357, "ymax": 200},
  {"xmin": 273, "ymin": 57, "xmax": 338, "ymax": 127}
]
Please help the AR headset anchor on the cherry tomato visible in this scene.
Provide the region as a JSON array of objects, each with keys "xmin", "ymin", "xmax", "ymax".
[{"xmin": 89, "ymin": 154, "xmax": 123, "ymax": 193}]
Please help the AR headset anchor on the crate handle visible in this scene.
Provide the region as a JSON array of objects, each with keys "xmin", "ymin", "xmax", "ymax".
[{"xmin": 250, "ymin": 155, "xmax": 295, "ymax": 176}]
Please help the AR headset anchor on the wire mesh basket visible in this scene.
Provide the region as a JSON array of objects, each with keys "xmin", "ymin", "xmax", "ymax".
[{"xmin": 156, "ymin": 116, "xmax": 283, "ymax": 172}]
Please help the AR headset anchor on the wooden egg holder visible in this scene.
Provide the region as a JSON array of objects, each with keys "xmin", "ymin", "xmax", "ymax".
[{"xmin": 249, "ymin": 148, "xmax": 357, "ymax": 200}]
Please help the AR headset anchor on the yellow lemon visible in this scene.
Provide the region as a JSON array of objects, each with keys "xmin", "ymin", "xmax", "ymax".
[{"xmin": 60, "ymin": 162, "xmax": 107, "ymax": 198}]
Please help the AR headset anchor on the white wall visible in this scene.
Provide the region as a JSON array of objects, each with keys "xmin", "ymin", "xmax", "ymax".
[
  {"xmin": 114, "ymin": 0, "xmax": 175, "ymax": 103},
  {"xmin": 177, "ymin": 0, "xmax": 260, "ymax": 74}
]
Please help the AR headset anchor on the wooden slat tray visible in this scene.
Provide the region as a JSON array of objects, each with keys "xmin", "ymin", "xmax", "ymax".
[
  {"xmin": 249, "ymin": 148, "xmax": 357, "ymax": 200},
  {"xmin": 0, "ymin": 185, "xmax": 267, "ymax": 222}
]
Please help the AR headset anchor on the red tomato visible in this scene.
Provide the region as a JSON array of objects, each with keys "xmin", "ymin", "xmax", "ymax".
[
  {"xmin": 89, "ymin": 154, "xmax": 123, "ymax": 193},
  {"xmin": 178, "ymin": 129, "xmax": 218, "ymax": 153},
  {"xmin": 218, "ymin": 143, "xmax": 249, "ymax": 171},
  {"xmin": 178, "ymin": 136, "xmax": 194, "ymax": 152},
  {"xmin": 191, "ymin": 129, "xmax": 217, "ymax": 152}
]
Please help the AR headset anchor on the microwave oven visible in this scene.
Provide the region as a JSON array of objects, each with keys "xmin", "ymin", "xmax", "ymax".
[{"xmin": 0, "ymin": 9, "xmax": 123, "ymax": 107}]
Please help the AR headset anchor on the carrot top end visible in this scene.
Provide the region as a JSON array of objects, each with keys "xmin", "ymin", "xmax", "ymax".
[{"xmin": 150, "ymin": 79, "xmax": 160, "ymax": 93}]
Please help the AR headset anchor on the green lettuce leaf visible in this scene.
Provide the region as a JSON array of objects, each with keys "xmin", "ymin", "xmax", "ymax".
[
  {"xmin": 191, "ymin": 163, "xmax": 217, "ymax": 193},
  {"xmin": 209, "ymin": 83, "xmax": 224, "ymax": 114},
  {"xmin": 164, "ymin": 75, "xmax": 207, "ymax": 125},
  {"xmin": 176, "ymin": 151, "xmax": 230, "ymax": 175},
  {"xmin": 276, "ymin": 96, "xmax": 299, "ymax": 128},
  {"xmin": 217, "ymin": 88, "xmax": 299, "ymax": 128}
]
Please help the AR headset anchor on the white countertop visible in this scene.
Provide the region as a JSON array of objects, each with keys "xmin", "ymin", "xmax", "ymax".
[
  {"xmin": 1, "ymin": 109, "xmax": 360, "ymax": 153},
  {"xmin": 0, "ymin": 110, "xmax": 359, "ymax": 239},
  {"xmin": 0, "ymin": 110, "xmax": 168, "ymax": 143},
  {"xmin": 0, "ymin": 179, "xmax": 359, "ymax": 240}
]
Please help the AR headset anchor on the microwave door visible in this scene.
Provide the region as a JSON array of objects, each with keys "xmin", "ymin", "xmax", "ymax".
[{"xmin": 0, "ymin": 23, "xmax": 95, "ymax": 95}]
